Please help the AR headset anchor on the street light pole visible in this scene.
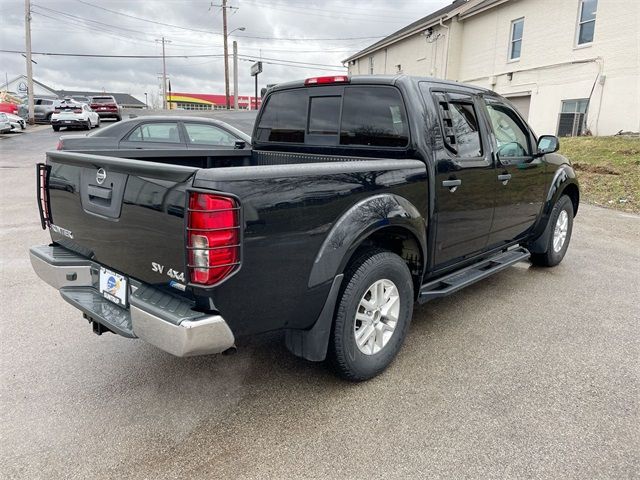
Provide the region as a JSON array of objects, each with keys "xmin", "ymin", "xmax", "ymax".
[
  {"xmin": 24, "ymin": 0, "xmax": 34, "ymax": 125},
  {"xmin": 144, "ymin": 92, "xmax": 148, "ymax": 109}
]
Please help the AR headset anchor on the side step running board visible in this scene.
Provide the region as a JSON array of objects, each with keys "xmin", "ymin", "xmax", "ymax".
[{"xmin": 418, "ymin": 247, "xmax": 530, "ymax": 303}]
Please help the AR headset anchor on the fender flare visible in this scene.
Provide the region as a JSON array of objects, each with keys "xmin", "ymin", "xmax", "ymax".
[
  {"xmin": 529, "ymin": 165, "xmax": 579, "ymax": 253},
  {"xmin": 308, "ymin": 193, "xmax": 427, "ymax": 288}
]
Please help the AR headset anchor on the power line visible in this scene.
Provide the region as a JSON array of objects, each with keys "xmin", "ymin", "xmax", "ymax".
[
  {"xmin": 0, "ymin": 49, "xmax": 224, "ymax": 59},
  {"xmin": 0, "ymin": 49, "xmax": 346, "ymax": 71},
  {"xmin": 72, "ymin": 0, "xmax": 389, "ymax": 42}
]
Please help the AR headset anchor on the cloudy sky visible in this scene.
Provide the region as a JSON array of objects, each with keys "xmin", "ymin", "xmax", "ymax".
[{"xmin": 0, "ymin": 0, "xmax": 450, "ymax": 103}]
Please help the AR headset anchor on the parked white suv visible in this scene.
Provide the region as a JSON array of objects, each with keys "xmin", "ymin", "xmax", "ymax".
[{"xmin": 51, "ymin": 101, "xmax": 100, "ymax": 131}]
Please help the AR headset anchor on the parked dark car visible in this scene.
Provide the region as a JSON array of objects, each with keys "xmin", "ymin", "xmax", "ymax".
[
  {"xmin": 89, "ymin": 95, "xmax": 122, "ymax": 121},
  {"xmin": 56, "ymin": 116, "xmax": 251, "ymax": 167},
  {"xmin": 31, "ymin": 75, "xmax": 579, "ymax": 381}
]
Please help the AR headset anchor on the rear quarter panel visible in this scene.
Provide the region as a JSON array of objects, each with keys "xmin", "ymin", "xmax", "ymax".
[{"xmin": 193, "ymin": 158, "xmax": 427, "ymax": 336}]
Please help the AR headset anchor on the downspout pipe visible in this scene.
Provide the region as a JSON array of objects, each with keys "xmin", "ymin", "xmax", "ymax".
[{"xmin": 439, "ymin": 17, "xmax": 450, "ymax": 79}]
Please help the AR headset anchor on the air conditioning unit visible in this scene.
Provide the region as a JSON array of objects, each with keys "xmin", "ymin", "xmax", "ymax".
[{"xmin": 557, "ymin": 112, "xmax": 585, "ymax": 137}]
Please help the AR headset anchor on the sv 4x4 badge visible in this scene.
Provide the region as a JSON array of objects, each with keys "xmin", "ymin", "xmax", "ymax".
[
  {"xmin": 151, "ymin": 262, "xmax": 185, "ymax": 282},
  {"xmin": 49, "ymin": 224, "xmax": 73, "ymax": 239}
]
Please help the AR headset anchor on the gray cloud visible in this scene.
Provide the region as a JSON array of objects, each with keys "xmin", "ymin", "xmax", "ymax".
[{"xmin": 0, "ymin": 0, "xmax": 449, "ymax": 102}]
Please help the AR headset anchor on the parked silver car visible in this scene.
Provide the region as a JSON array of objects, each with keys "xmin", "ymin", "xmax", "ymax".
[
  {"xmin": 33, "ymin": 98, "xmax": 57, "ymax": 123},
  {"xmin": 0, "ymin": 113, "xmax": 12, "ymax": 133}
]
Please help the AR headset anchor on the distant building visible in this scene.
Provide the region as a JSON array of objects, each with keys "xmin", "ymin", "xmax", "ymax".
[
  {"xmin": 168, "ymin": 92, "xmax": 262, "ymax": 111},
  {"xmin": 0, "ymin": 75, "xmax": 146, "ymax": 109},
  {"xmin": 343, "ymin": 0, "xmax": 639, "ymax": 136}
]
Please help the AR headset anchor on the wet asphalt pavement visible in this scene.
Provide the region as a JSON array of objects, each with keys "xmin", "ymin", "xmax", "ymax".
[{"xmin": 1, "ymin": 116, "xmax": 638, "ymax": 479}]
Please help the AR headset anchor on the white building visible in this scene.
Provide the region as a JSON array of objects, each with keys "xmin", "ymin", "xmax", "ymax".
[{"xmin": 344, "ymin": 0, "xmax": 639, "ymax": 136}]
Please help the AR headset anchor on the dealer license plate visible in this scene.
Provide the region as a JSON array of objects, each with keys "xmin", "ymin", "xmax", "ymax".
[{"xmin": 99, "ymin": 267, "xmax": 128, "ymax": 307}]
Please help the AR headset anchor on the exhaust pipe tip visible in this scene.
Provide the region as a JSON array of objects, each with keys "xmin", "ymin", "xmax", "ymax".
[{"xmin": 222, "ymin": 346, "xmax": 237, "ymax": 356}]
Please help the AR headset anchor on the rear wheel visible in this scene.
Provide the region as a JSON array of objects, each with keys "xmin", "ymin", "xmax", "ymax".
[
  {"xmin": 84, "ymin": 119, "xmax": 91, "ymax": 130},
  {"xmin": 328, "ymin": 249, "xmax": 414, "ymax": 381},
  {"xmin": 530, "ymin": 195, "xmax": 574, "ymax": 267},
  {"xmin": 52, "ymin": 125, "xmax": 60, "ymax": 132}
]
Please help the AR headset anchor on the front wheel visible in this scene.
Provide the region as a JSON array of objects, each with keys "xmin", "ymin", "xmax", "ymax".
[
  {"xmin": 52, "ymin": 125, "xmax": 60, "ymax": 132},
  {"xmin": 530, "ymin": 195, "xmax": 574, "ymax": 267},
  {"xmin": 328, "ymin": 249, "xmax": 414, "ymax": 381}
]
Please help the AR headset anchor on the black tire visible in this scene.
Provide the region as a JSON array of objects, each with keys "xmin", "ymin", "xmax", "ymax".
[
  {"xmin": 84, "ymin": 120, "xmax": 91, "ymax": 130},
  {"xmin": 116, "ymin": 115, "xmax": 122, "ymax": 122},
  {"xmin": 46, "ymin": 113, "xmax": 53, "ymax": 124},
  {"xmin": 52, "ymin": 125, "xmax": 60, "ymax": 132},
  {"xmin": 328, "ymin": 249, "xmax": 414, "ymax": 381},
  {"xmin": 530, "ymin": 195, "xmax": 574, "ymax": 267}
]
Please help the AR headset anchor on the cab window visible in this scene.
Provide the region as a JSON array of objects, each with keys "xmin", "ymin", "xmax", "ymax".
[
  {"xmin": 482, "ymin": 99, "xmax": 531, "ymax": 158},
  {"xmin": 340, "ymin": 86, "xmax": 408, "ymax": 147}
]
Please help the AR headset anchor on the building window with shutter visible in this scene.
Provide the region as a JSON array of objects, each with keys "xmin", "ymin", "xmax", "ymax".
[
  {"xmin": 509, "ymin": 18, "xmax": 524, "ymax": 61},
  {"xmin": 576, "ymin": 0, "xmax": 597, "ymax": 45}
]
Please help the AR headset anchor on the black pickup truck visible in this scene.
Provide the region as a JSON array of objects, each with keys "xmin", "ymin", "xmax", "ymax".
[{"xmin": 31, "ymin": 75, "xmax": 579, "ymax": 381}]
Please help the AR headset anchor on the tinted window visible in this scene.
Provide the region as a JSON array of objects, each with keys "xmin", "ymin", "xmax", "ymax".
[
  {"xmin": 184, "ymin": 123, "xmax": 237, "ymax": 146},
  {"xmin": 255, "ymin": 89, "xmax": 307, "ymax": 143},
  {"xmin": 127, "ymin": 122, "xmax": 181, "ymax": 143},
  {"xmin": 308, "ymin": 96, "xmax": 340, "ymax": 135},
  {"xmin": 483, "ymin": 100, "xmax": 531, "ymax": 157},
  {"xmin": 92, "ymin": 97, "xmax": 115, "ymax": 104},
  {"xmin": 448, "ymin": 102, "xmax": 482, "ymax": 158},
  {"xmin": 340, "ymin": 87, "xmax": 408, "ymax": 147}
]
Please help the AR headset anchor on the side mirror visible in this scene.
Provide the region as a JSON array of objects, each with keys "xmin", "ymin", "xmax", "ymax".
[
  {"xmin": 536, "ymin": 135, "xmax": 559, "ymax": 156},
  {"xmin": 234, "ymin": 140, "xmax": 246, "ymax": 149}
]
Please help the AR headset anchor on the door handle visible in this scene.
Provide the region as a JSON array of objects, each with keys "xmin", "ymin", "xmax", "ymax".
[
  {"xmin": 442, "ymin": 179, "xmax": 462, "ymax": 192},
  {"xmin": 497, "ymin": 174, "xmax": 512, "ymax": 185},
  {"xmin": 87, "ymin": 185, "xmax": 112, "ymax": 200}
]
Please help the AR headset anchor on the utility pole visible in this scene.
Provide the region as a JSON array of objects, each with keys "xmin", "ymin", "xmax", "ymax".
[
  {"xmin": 24, "ymin": 0, "xmax": 34, "ymax": 125},
  {"xmin": 232, "ymin": 41, "xmax": 238, "ymax": 110},
  {"xmin": 156, "ymin": 37, "xmax": 170, "ymax": 110},
  {"xmin": 222, "ymin": 0, "xmax": 230, "ymax": 110}
]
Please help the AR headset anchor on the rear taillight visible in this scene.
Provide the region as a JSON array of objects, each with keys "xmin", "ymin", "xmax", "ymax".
[
  {"xmin": 304, "ymin": 75, "xmax": 349, "ymax": 85},
  {"xmin": 187, "ymin": 192, "xmax": 240, "ymax": 286},
  {"xmin": 73, "ymin": 108, "xmax": 82, "ymax": 113},
  {"xmin": 36, "ymin": 163, "xmax": 52, "ymax": 229},
  {"xmin": 54, "ymin": 108, "xmax": 61, "ymax": 113}
]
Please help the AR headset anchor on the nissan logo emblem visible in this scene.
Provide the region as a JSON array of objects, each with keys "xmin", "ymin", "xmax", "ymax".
[{"xmin": 96, "ymin": 168, "xmax": 106, "ymax": 185}]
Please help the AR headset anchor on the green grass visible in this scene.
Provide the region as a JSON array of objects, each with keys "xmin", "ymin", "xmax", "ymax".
[{"xmin": 559, "ymin": 136, "xmax": 640, "ymax": 213}]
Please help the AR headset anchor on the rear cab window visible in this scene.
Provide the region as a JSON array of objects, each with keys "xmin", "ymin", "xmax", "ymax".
[
  {"xmin": 92, "ymin": 97, "xmax": 116, "ymax": 104},
  {"xmin": 255, "ymin": 84, "xmax": 409, "ymax": 149}
]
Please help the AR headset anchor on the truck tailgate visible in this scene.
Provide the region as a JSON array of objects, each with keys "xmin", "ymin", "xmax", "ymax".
[{"xmin": 41, "ymin": 151, "xmax": 198, "ymax": 289}]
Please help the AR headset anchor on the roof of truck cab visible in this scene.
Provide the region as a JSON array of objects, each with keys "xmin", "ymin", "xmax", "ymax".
[{"xmin": 266, "ymin": 75, "xmax": 490, "ymax": 94}]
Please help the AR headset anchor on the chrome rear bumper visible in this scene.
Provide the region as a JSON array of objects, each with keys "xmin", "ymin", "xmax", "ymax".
[{"xmin": 29, "ymin": 245, "xmax": 235, "ymax": 357}]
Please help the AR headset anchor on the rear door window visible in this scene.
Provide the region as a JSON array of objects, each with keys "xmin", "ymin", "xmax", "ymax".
[
  {"xmin": 340, "ymin": 86, "xmax": 408, "ymax": 147},
  {"xmin": 126, "ymin": 122, "xmax": 181, "ymax": 143}
]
